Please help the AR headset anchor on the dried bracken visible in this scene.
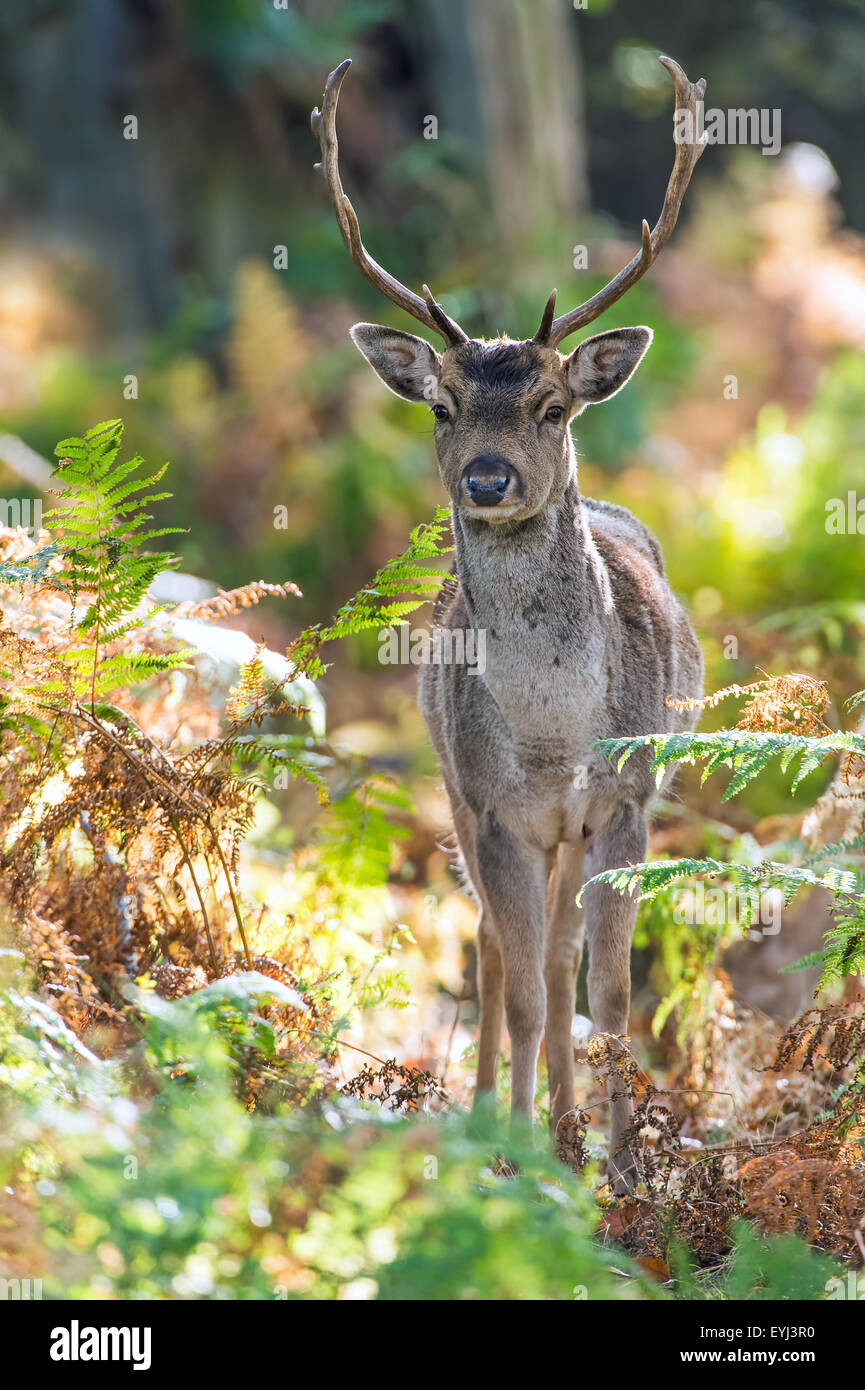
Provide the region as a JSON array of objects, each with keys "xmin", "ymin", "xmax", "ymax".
[
  {"xmin": 555, "ymin": 1107, "xmax": 591, "ymax": 1172},
  {"xmin": 0, "ymin": 429, "xmax": 337, "ymax": 1102},
  {"xmin": 341, "ymin": 1057, "xmax": 450, "ymax": 1113},
  {"xmin": 667, "ymin": 671, "xmax": 831, "ymax": 735},
  {"xmin": 171, "ymin": 580, "xmax": 301, "ymax": 623},
  {"xmin": 767, "ymin": 995, "xmax": 865, "ymax": 1074},
  {"xmin": 586, "ymin": 991, "xmax": 865, "ymax": 1271},
  {"xmin": 738, "ymin": 1154, "xmax": 865, "ymax": 1259}
]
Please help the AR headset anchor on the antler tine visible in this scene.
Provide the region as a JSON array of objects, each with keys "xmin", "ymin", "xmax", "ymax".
[
  {"xmin": 421, "ymin": 284, "xmax": 467, "ymax": 343},
  {"xmin": 311, "ymin": 60, "xmax": 467, "ymax": 346},
  {"xmin": 538, "ymin": 55, "xmax": 707, "ymax": 349},
  {"xmin": 533, "ymin": 288, "xmax": 558, "ymax": 343}
]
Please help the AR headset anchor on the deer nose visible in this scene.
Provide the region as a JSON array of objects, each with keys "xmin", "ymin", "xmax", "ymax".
[{"xmin": 464, "ymin": 454, "xmax": 515, "ymax": 507}]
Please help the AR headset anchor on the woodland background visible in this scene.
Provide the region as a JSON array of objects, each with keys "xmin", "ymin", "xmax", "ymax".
[{"xmin": 1, "ymin": 0, "xmax": 865, "ymax": 1301}]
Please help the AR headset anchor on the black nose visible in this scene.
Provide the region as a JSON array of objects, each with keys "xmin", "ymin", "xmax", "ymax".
[{"xmin": 464, "ymin": 453, "xmax": 515, "ymax": 507}]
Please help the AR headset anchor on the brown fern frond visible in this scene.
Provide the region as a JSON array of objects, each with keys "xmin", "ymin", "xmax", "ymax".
[
  {"xmin": 667, "ymin": 672, "xmax": 831, "ymax": 734},
  {"xmin": 172, "ymin": 580, "xmax": 300, "ymax": 624}
]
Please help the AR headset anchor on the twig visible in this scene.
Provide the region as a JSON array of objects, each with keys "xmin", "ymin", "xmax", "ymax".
[{"xmin": 168, "ymin": 811, "xmax": 218, "ymax": 974}]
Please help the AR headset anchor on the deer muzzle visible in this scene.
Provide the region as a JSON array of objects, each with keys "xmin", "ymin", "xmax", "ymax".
[{"xmin": 462, "ymin": 454, "xmax": 520, "ymax": 509}]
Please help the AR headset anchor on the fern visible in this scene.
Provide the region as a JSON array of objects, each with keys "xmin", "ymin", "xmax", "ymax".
[
  {"xmin": 318, "ymin": 506, "xmax": 451, "ymax": 641},
  {"xmin": 585, "ymin": 852, "xmax": 865, "ymax": 998},
  {"xmin": 213, "ymin": 502, "xmax": 451, "ymax": 798},
  {"xmin": 579, "ymin": 856, "xmax": 858, "ymax": 906},
  {"xmin": 225, "ymin": 732, "xmax": 330, "ymax": 803},
  {"xmin": 597, "ymin": 728, "xmax": 865, "ymax": 799},
  {"xmin": 316, "ymin": 778, "xmax": 412, "ymax": 893},
  {"xmin": 0, "ymin": 542, "xmax": 72, "ymax": 595},
  {"xmin": 591, "ymin": 683, "xmax": 865, "ymax": 999},
  {"xmin": 44, "ymin": 419, "xmax": 188, "ymax": 707},
  {"xmin": 784, "ymin": 881, "xmax": 865, "ymax": 991},
  {"xmin": 801, "ymin": 832, "xmax": 865, "ymax": 868}
]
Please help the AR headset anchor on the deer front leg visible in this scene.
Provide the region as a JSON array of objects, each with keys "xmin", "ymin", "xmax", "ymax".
[
  {"xmin": 583, "ymin": 804, "xmax": 649, "ymax": 1192},
  {"xmin": 474, "ymin": 814, "xmax": 547, "ymax": 1124},
  {"xmin": 445, "ymin": 800, "xmax": 504, "ymax": 1105},
  {"xmin": 545, "ymin": 841, "xmax": 585, "ymax": 1139}
]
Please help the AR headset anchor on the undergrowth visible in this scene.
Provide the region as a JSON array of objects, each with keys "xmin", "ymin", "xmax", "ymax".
[
  {"xmin": 0, "ymin": 419, "xmax": 862, "ymax": 1299},
  {"xmin": 574, "ymin": 673, "xmax": 865, "ymax": 1282}
]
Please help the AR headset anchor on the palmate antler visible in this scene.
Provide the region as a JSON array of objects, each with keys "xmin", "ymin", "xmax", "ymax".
[
  {"xmin": 311, "ymin": 58, "xmax": 468, "ymax": 346},
  {"xmin": 312, "ymin": 55, "xmax": 706, "ymax": 350},
  {"xmin": 534, "ymin": 56, "xmax": 707, "ymax": 347}
]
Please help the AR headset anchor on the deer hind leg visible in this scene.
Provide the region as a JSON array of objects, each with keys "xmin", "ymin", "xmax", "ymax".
[
  {"xmin": 544, "ymin": 841, "xmax": 585, "ymax": 1139},
  {"xmin": 475, "ymin": 911, "xmax": 504, "ymax": 1099},
  {"xmin": 582, "ymin": 805, "xmax": 649, "ymax": 1193}
]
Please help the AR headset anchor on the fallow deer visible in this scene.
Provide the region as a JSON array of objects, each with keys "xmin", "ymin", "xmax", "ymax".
[{"xmin": 312, "ymin": 55, "xmax": 706, "ymax": 1189}]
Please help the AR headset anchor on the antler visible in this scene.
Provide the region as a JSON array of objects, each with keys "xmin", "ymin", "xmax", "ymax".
[
  {"xmin": 311, "ymin": 59, "xmax": 468, "ymax": 346},
  {"xmin": 534, "ymin": 56, "xmax": 707, "ymax": 349}
]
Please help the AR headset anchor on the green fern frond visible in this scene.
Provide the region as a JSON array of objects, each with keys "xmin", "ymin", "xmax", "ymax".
[
  {"xmin": 580, "ymin": 856, "xmax": 857, "ymax": 906},
  {"xmin": 224, "ymin": 733, "xmax": 330, "ymax": 803},
  {"xmin": 597, "ymin": 729, "xmax": 865, "ymax": 799},
  {"xmin": 40, "ymin": 420, "xmax": 187, "ymax": 703},
  {"xmin": 802, "ymin": 833, "xmax": 865, "ymax": 868},
  {"xmin": 315, "ymin": 778, "xmax": 412, "ymax": 891},
  {"xmin": 588, "ymin": 852, "xmax": 865, "ymax": 997},
  {"xmin": 0, "ymin": 543, "xmax": 73, "ymax": 595},
  {"xmin": 319, "ymin": 506, "xmax": 452, "ymax": 644},
  {"xmin": 784, "ymin": 893, "xmax": 865, "ymax": 991}
]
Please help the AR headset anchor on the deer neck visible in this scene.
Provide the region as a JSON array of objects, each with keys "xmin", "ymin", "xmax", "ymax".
[{"xmin": 451, "ymin": 460, "xmax": 612, "ymax": 725}]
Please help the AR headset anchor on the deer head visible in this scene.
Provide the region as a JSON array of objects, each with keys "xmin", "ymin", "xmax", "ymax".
[{"xmin": 312, "ymin": 56, "xmax": 706, "ymax": 524}]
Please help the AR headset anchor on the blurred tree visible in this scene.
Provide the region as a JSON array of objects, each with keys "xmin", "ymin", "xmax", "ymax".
[
  {"xmin": 418, "ymin": 0, "xmax": 588, "ymax": 279},
  {"xmin": 4, "ymin": 0, "xmax": 864, "ymax": 347},
  {"xmin": 578, "ymin": 0, "xmax": 865, "ymax": 230}
]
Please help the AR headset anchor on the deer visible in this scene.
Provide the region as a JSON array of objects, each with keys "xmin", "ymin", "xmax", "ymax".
[{"xmin": 312, "ymin": 55, "xmax": 706, "ymax": 1190}]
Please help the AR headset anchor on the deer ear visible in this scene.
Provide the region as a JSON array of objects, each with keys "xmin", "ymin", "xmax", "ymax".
[
  {"xmin": 565, "ymin": 327, "xmax": 652, "ymax": 410},
  {"xmin": 350, "ymin": 324, "xmax": 441, "ymax": 404}
]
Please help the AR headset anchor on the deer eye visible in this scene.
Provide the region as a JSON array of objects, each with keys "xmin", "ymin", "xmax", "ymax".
[
  {"xmin": 545, "ymin": 404, "xmax": 564, "ymax": 422},
  {"xmin": 431, "ymin": 403, "xmax": 450, "ymax": 422}
]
